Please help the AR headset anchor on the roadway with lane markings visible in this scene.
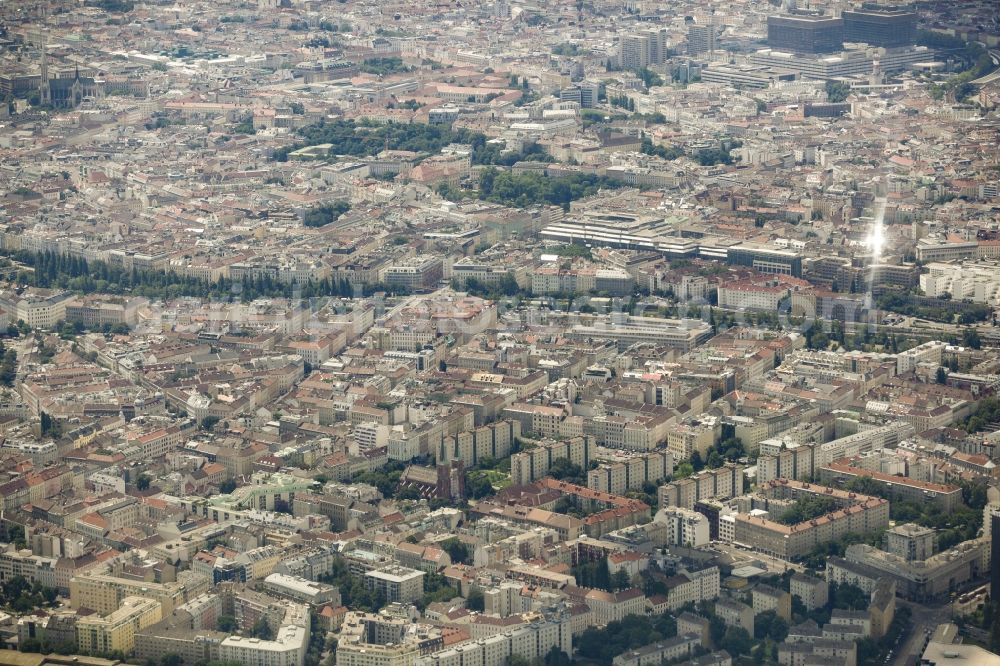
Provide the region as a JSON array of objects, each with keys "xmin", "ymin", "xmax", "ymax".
[{"xmin": 971, "ymin": 50, "xmax": 1000, "ymax": 84}]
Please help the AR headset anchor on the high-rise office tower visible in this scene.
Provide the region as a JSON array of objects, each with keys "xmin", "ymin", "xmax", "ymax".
[
  {"xmin": 842, "ymin": 5, "xmax": 917, "ymax": 48},
  {"xmin": 989, "ymin": 505, "xmax": 1000, "ymax": 598},
  {"xmin": 619, "ymin": 28, "xmax": 668, "ymax": 70},
  {"xmin": 767, "ymin": 14, "xmax": 844, "ymax": 54},
  {"xmin": 688, "ymin": 24, "xmax": 716, "ymax": 56},
  {"xmin": 559, "ymin": 80, "xmax": 600, "ymax": 108}
]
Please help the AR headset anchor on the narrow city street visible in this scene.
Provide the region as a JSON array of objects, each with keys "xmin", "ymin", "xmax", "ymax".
[{"xmin": 892, "ymin": 599, "xmax": 955, "ymax": 666}]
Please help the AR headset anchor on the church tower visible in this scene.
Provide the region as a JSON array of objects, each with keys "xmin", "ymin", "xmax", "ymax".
[
  {"xmin": 39, "ymin": 47, "xmax": 51, "ymax": 105},
  {"xmin": 870, "ymin": 56, "xmax": 883, "ymax": 87}
]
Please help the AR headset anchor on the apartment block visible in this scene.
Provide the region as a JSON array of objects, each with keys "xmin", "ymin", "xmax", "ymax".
[
  {"xmin": 663, "ymin": 566, "xmax": 720, "ymax": 611},
  {"xmin": 220, "ymin": 625, "xmax": 309, "ymax": 666},
  {"xmin": 612, "ymin": 633, "xmax": 702, "ymax": 666},
  {"xmin": 885, "ymin": 523, "xmax": 935, "ymax": 562},
  {"xmin": 869, "ymin": 580, "xmax": 896, "ymax": 640},
  {"xmin": 618, "ymin": 28, "xmax": 668, "ymax": 69},
  {"xmin": 383, "ymin": 255, "xmax": 444, "ymax": 291},
  {"xmin": 585, "ymin": 588, "xmax": 647, "ymax": 625},
  {"xmin": 70, "ymin": 568, "xmax": 199, "ymax": 615},
  {"xmin": 586, "ymin": 412, "xmax": 673, "ymax": 452},
  {"xmin": 587, "ymin": 450, "xmax": 673, "ymax": 496},
  {"xmin": 469, "ymin": 503, "xmax": 583, "ymax": 541},
  {"xmin": 756, "ymin": 444, "xmax": 814, "ymax": 485},
  {"xmin": 364, "ymin": 566, "xmax": 426, "ymax": 604},
  {"xmin": 0, "ymin": 289, "xmax": 72, "ymax": 329},
  {"xmin": 438, "ymin": 420, "xmax": 521, "ymax": 466},
  {"xmin": 841, "ymin": 539, "xmax": 986, "ymax": 602},
  {"xmin": 825, "ymin": 557, "xmax": 882, "ymax": 596},
  {"xmin": 501, "ymin": 403, "xmax": 563, "ymax": 439},
  {"xmin": 777, "ymin": 638, "xmax": 856, "ymax": 666},
  {"xmin": 658, "ymin": 464, "xmax": 744, "ymax": 510},
  {"xmin": 752, "ymin": 584, "xmax": 791, "ymax": 621},
  {"xmin": 136, "ymin": 619, "xmax": 227, "ymax": 666},
  {"xmin": 263, "ymin": 573, "xmax": 341, "ymax": 606},
  {"xmin": 509, "ymin": 436, "xmax": 594, "ymax": 486},
  {"xmin": 756, "ymin": 421, "xmax": 915, "ymax": 484},
  {"xmin": 656, "ymin": 507, "xmax": 710, "ymax": 547},
  {"xmin": 666, "ymin": 420, "xmax": 719, "ymax": 460},
  {"xmin": 64, "ymin": 296, "xmax": 143, "ymax": 328},
  {"xmin": 76, "ymin": 596, "xmax": 162, "ymax": 655},
  {"xmin": 734, "ymin": 479, "xmax": 889, "ymax": 560},
  {"xmin": 675, "ymin": 612, "xmax": 711, "ymax": 646},
  {"xmin": 416, "ymin": 616, "xmax": 572, "ymax": 666},
  {"xmin": 789, "ymin": 573, "xmax": 828, "ymax": 611},
  {"xmin": 687, "ymin": 20, "xmax": 718, "ymax": 54},
  {"xmin": 818, "ymin": 460, "xmax": 962, "ymax": 512},
  {"xmin": 714, "ymin": 598, "xmax": 754, "ymax": 634}
]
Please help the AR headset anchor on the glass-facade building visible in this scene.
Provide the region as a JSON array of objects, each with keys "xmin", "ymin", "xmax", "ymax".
[
  {"xmin": 843, "ymin": 6, "xmax": 917, "ymax": 48},
  {"xmin": 767, "ymin": 15, "xmax": 844, "ymax": 54}
]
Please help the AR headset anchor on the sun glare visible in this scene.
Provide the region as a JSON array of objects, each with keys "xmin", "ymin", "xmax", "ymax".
[{"xmin": 867, "ymin": 225, "xmax": 884, "ymax": 258}]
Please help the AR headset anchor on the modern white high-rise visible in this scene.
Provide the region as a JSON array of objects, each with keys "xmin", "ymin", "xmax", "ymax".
[
  {"xmin": 655, "ymin": 506, "xmax": 710, "ymax": 547},
  {"xmin": 364, "ymin": 566, "xmax": 425, "ymax": 604},
  {"xmin": 220, "ymin": 625, "xmax": 308, "ymax": 666},
  {"xmin": 886, "ymin": 523, "xmax": 935, "ymax": 562},
  {"xmin": 719, "ymin": 513, "xmax": 736, "ymax": 543}
]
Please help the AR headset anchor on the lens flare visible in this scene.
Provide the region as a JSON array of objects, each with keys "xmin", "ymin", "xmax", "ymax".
[
  {"xmin": 867, "ymin": 224, "xmax": 884, "ymax": 259},
  {"xmin": 864, "ymin": 198, "xmax": 887, "ymax": 311}
]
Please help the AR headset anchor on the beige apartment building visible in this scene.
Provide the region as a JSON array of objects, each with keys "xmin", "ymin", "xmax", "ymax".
[
  {"xmin": 70, "ymin": 569, "xmax": 199, "ymax": 615},
  {"xmin": 509, "ymin": 436, "xmax": 594, "ymax": 486},
  {"xmin": 658, "ymin": 464, "xmax": 744, "ymax": 510},
  {"xmin": 588, "ymin": 450, "xmax": 673, "ymax": 495},
  {"xmin": 714, "ymin": 598, "xmax": 754, "ymax": 634},
  {"xmin": 76, "ymin": 596, "xmax": 162, "ymax": 655},
  {"xmin": 734, "ymin": 479, "xmax": 889, "ymax": 560},
  {"xmin": 666, "ymin": 420, "xmax": 719, "ymax": 460},
  {"xmin": 790, "ymin": 573, "xmax": 828, "ymax": 611}
]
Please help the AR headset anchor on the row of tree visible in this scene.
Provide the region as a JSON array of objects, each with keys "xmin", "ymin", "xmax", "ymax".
[
  {"xmin": 451, "ymin": 275, "xmax": 521, "ymax": 300},
  {"xmin": 0, "ymin": 249, "xmax": 375, "ymax": 302},
  {"xmin": 574, "ymin": 613, "xmax": 677, "ymax": 666},
  {"xmin": 640, "ymin": 137, "xmax": 684, "ymax": 161},
  {"xmin": 318, "ymin": 557, "xmax": 387, "ymax": 613},
  {"xmin": 0, "ymin": 576, "xmax": 58, "ymax": 613},
  {"xmin": 962, "ymin": 396, "xmax": 1000, "ymax": 434},
  {"xmin": 776, "ymin": 494, "xmax": 842, "ymax": 526},
  {"xmin": 688, "ymin": 436, "xmax": 747, "ymax": 474},
  {"xmin": 0, "ymin": 341, "xmax": 16, "ymax": 386},
  {"xmin": 876, "ymin": 291, "xmax": 991, "ymax": 324},
  {"xmin": 609, "ymin": 94, "xmax": 635, "ymax": 111},
  {"xmin": 272, "ymin": 119, "xmax": 552, "ymax": 167},
  {"xmin": 303, "ymin": 201, "xmax": 351, "ymax": 228},
  {"xmin": 844, "ymin": 474, "xmax": 986, "ymax": 550},
  {"xmin": 359, "ymin": 58, "xmax": 412, "ymax": 76},
  {"xmin": 570, "ymin": 557, "xmax": 632, "ymax": 593},
  {"xmin": 477, "ymin": 168, "xmax": 625, "ymax": 210}
]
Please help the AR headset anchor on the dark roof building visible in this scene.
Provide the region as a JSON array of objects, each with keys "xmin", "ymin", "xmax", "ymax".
[
  {"xmin": 767, "ymin": 14, "xmax": 844, "ymax": 54},
  {"xmin": 843, "ymin": 5, "xmax": 918, "ymax": 48}
]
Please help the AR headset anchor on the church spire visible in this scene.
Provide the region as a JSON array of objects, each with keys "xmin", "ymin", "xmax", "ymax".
[{"xmin": 39, "ymin": 46, "xmax": 50, "ymax": 106}]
